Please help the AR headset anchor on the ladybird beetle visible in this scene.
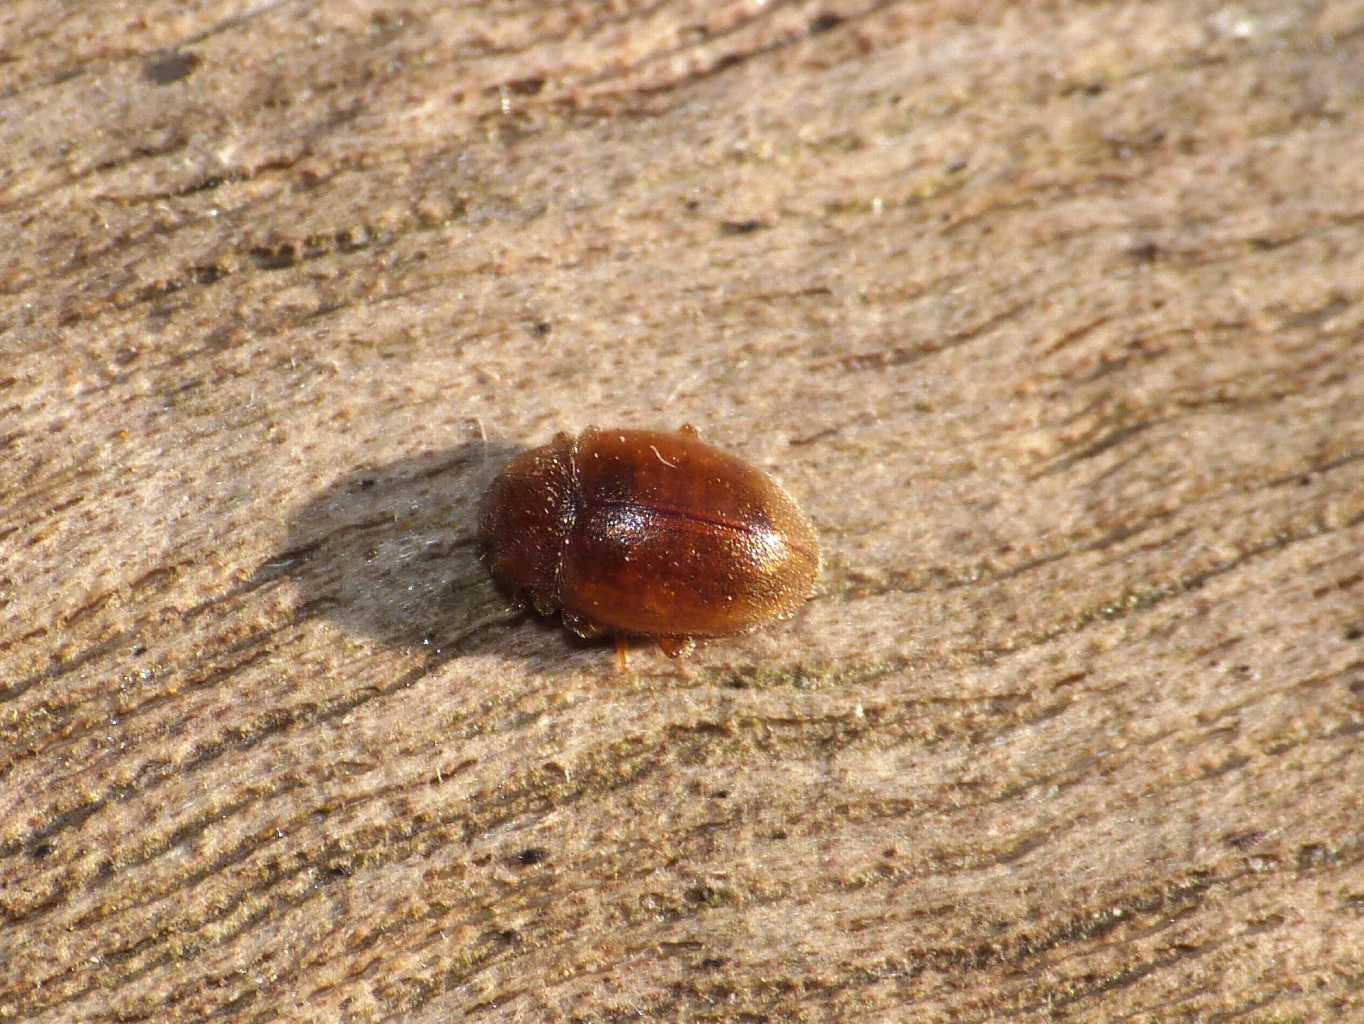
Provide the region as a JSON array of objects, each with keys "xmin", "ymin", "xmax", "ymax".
[{"xmin": 479, "ymin": 425, "xmax": 819, "ymax": 663}]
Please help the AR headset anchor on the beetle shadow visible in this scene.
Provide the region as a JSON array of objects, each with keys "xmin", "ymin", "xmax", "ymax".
[{"xmin": 260, "ymin": 440, "xmax": 544, "ymax": 669}]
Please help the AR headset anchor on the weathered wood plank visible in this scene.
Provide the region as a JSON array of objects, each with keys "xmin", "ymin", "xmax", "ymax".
[{"xmin": 2, "ymin": 2, "xmax": 1362, "ymax": 1021}]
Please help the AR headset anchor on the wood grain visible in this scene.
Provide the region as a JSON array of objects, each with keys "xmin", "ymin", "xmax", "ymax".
[{"xmin": 2, "ymin": 2, "xmax": 1362, "ymax": 1021}]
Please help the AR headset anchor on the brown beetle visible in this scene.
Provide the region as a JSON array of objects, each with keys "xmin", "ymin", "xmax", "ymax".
[{"xmin": 480, "ymin": 425, "xmax": 819, "ymax": 664}]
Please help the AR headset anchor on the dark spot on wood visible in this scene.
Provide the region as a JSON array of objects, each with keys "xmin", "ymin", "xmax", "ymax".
[
  {"xmin": 182, "ymin": 176, "xmax": 226, "ymax": 196},
  {"xmin": 790, "ymin": 427, "xmax": 838, "ymax": 447},
  {"xmin": 1222, "ymin": 830, "xmax": 1266, "ymax": 850},
  {"xmin": 1126, "ymin": 241, "xmax": 1162, "ymax": 263},
  {"xmin": 1297, "ymin": 844, "xmax": 1335, "ymax": 869},
  {"xmin": 719, "ymin": 219, "xmax": 767, "ymax": 236},
  {"xmin": 145, "ymin": 51, "xmax": 201, "ymax": 84},
  {"xmin": 251, "ymin": 244, "xmax": 299, "ymax": 270},
  {"xmin": 1279, "ymin": 294, "xmax": 1351, "ymax": 330},
  {"xmin": 516, "ymin": 847, "xmax": 549, "ymax": 866},
  {"xmin": 809, "ymin": 14, "xmax": 844, "ymax": 34},
  {"xmin": 189, "ymin": 264, "xmax": 226, "ymax": 286}
]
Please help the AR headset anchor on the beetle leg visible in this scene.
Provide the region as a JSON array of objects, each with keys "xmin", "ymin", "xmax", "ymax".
[
  {"xmin": 529, "ymin": 589, "xmax": 558, "ymax": 616},
  {"xmin": 615, "ymin": 635, "xmax": 631, "ymax": 673},
  {"xmin": 562, "ymin": 610, "xmax": 606, "ymax": 640},
  {"xmin": 657, "ymin": 636, "xmax": 696, "ymax": 658}
]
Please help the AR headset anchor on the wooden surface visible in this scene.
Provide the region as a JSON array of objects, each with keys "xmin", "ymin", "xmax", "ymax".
[{"xmin": 3, "ymin": 2, "xmax": 1363, "ymax": 1021}]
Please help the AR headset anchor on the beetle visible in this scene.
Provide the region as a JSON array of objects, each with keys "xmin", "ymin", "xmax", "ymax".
[{"xmin": 479, "ymin": 425, "xmax": 819, "ymax": 664}]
